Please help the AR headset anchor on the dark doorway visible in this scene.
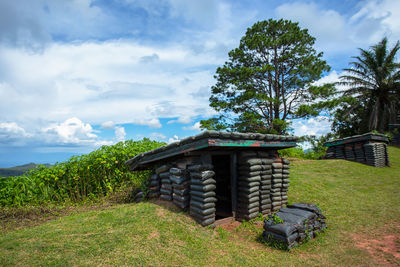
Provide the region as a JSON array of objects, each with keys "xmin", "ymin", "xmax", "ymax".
[{"xmin": 212, "ymin": 155, "xmax": 232, "ymax": 219}]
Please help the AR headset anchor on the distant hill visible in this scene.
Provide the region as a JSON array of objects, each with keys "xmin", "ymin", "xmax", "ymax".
[{"xmin": 0, "ymin": 163, "xmax": 51, "ymax": 177}]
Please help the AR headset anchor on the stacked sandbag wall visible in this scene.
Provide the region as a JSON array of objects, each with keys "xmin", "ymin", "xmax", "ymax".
[
  {"xmin": 281, "ymin": 158, "xmax": 290, "ymax": 206},
  {"xmin": 258, "ymin": 152, "xmax": 273, "ymax": 215},
  {"xmin": 271, "ymin": 160, "xmax": 283, "ymax": 212},
  {"xmin": 148, "ymin": 173, "xmax": 160, "ymax": 198},
  {"xmin": 170, "ymin": 167, "xmax": 190, "ymax": 209},
  {"xmin": 236, "ymin": 151, "xmax": 262, "ymax": 220},
  {"xmin": 262, "ymin": 203, "xmax": 327, "ymax": 250},
  {"xmin": 364, "ymin": 142, "xmax": 389, "ymax": 167},
  {"xmin": 156, "ymin": 164, "xmax": 173, "ymax": 201},
  {"xmin": 188, "ymin": 164, "xmax": 217, "ymax": 226}
]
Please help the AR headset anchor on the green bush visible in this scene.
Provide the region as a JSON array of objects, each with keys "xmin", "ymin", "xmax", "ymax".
[{"xmin": 0, "ymin": 138, "xmax": 164, "ymax": 207}]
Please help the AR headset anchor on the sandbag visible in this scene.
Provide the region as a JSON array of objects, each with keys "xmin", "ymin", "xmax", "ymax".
[
  {"xmin": 190, "ymin": 195, "xmax": 217, "ymax": 203},
  {"xmin": 279, "ymin": 208, "xmax": 317, "ymax": 221},
  {"xmin": 173, "ymin": 188, "xmax": 189, "ymax": 196},
  {"xmin": 244, "ymin": 171, "xmax": 262, "ymax": 177},
  {"xmin": 191, "ymin": 171, "xmax": 215, "ymax": 180},
  {"xmin": 271, "ymin": 192, "xmax": 281, "ymax": 197},
  {"xmin": 238, "ymin": 186, "xmax": 259, "ymax": 194},
  {"xmin": 272, "ymin": 173, "xmax": 283, "ymax": 179},
  {"xmin": 272, "ymin": 163, "xmax": 283, "ymax": 169},
  {"xmin": 237, "ymin": 206, "xmax": 259, "ymax": 214},
  {"xmin": 272, "ymin": 183, "xmax": 282, "ymax": 188},
  {"xmin": 262, "ymin": 231, "xmax": 298, "ymax": 245},
  {"xmin": 187, "ymin": 164, "xmax": 213, "ymax": 172},
  {"xmin": 237, "ymin": 201, "xmax": 259, "ymax": 209},
  {"xmin": 161, "ymin": 183, "xmax": 172, "ymax": 190},
  {"xmin": 160, "ymin": 188, "xmax": 172, "ymax": 195},
  {"xmin": 190, "ymin": 210, "xmax": 215, "ymax": 221},
  {"xmin": 272, "ymin": 195, "xmax": 282, "ymax": 201},
  {"xmin": 238, "ymin": 190, "xmax": 259, "ymax": 198},
  {"xmin": 173, "ymin": 181, "xmax": 190, "ymax": 190},
  {"xmin": 260, "ymin": 204, "xmax": 272, "ymax": 209},
  {"xmin": 287, "ymin": 203, "xmax": 322, "ymax": 216},
  {"xmin": 160, "ymin": 195, "xmax": 172, "ymax": 201},
  {"xmin": 159, "ymin": 172, "xmax": 170, "ymax": 179},
  {"xmin": 239, "ymin": 158, "xmax": 262, "ymax": 165},
  {"xmin": 190, "ymin": 184, "xmax": 216, "ymax": 192},
  {"xmin": 173, "ymin": 193, "xmax": 189, "ymax": 202},
  {"xmin": 190, "ymin": 200, "xmax": 215, "ymax": 210},
  {"xmin": 155, "ymin": 164, "xmax": 170, "ymax": 174},
  {"xmin": 173, "ymin": 199, "xmax": 189, "ymax": 209},
  {"xmin": 260, "ymin": 198, "xmax": 272, "ymax": 204},
  {"xmin": 170, "ymin": 175, "xmax": 187, "ymax": 185},
  {"xmin": 238, "ymin": 175, "xmax": 261, "ymax": 182},
  {"xmin": 238, "ymin": 181, "xmax": 260, "ymax": 188},
  {"xmin": 169, "ymin": 167, "xmax": 184, "ymax": 176},
  {"xmin": 150, "ymin": 174, "xmax": 158, "ymax": 180},
  {"xmin": 260, "ymin": 185, "xmax": 271, "ymax": 190},
  {"xmin": 161, "ymin": 178, "xmax": 171, "ymax": 184},
  {"xmin": 190, "ymin": 178, "xmax": 216, "ymax": 186},
  {"xmin": 274, "ymin": 211, "xmax": 307, "ymax": 225},
  {"xmin": 237, "ymin": 195, "xmax": 259, "ymax": 204},
  {"xmin": 191, "ymin": 190, "xmax": 216, "ymax": 198},
  {"xmin": 238, "ymin": 165, "xmax": 262, "ymax": 172},
  {"xmin": 261, "ymin": 172, "xmax": 272, "ymax": 177},
  {"xmin": 190, "ymin": 206, "xmax": 216, "ymax": 216},
  {"xmin": 149, "ymin": 180, "xmax": 159, "ymax": 187}
]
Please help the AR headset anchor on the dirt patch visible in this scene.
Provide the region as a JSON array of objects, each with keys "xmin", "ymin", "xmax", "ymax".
[
  {"xmin": 218, "ymin": 220, "xmax": 241, "ymax": 233},
  {"xmin": 148, "ymin": 230, "xmax": 160, "ymax": 240},
  {"xmin": 353, "ymin": 226, "xmax": 400, "ymax": 266}
]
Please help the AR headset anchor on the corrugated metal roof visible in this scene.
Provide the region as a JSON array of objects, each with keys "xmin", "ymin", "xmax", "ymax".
[{"xmin": 126, "ymin": 131, "xmax": 299, "ymax": 171}]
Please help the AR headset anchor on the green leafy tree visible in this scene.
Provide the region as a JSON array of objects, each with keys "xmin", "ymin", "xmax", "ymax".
[
  {"xmin": 200, "ymin": 19, "xmax": 336, "ymax": 134},
  {"xmin": 337, "ymin": 37, "xmax": 400, "ymax": 134}
]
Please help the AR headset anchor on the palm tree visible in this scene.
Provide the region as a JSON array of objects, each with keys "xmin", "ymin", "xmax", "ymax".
[{"xmin": 339, "ymin": 37, "xmax": 400, "ymax": 132}]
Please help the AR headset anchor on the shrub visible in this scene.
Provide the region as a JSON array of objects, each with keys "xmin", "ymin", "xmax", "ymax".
[{"xmin": 0, "ymin": 138, "xmax": 164, "ymax": 207}]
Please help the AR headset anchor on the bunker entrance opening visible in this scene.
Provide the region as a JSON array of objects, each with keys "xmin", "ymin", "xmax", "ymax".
[{"xmin": 212, "ymin": 154, "xmax": 233, "ymax": 220}]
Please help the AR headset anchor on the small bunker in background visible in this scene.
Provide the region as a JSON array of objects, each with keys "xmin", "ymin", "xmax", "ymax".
[
  {"xmin": 323, "ymin": 133, "xmax": 390, "ymax": 167},
  {"xmin": 126, "ymin": 131, "xmax": 299, "ymax": 227}
]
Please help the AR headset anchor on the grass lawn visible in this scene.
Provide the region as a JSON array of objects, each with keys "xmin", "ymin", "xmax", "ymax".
[{"xmin": 0, "ymin": 147, "xmax": 399, "ymax": 266}]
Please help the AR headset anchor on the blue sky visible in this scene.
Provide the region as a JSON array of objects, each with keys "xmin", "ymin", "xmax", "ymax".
[{"xmin": 1, "ymin": 0, "xmax": 400, "ymax": 167}]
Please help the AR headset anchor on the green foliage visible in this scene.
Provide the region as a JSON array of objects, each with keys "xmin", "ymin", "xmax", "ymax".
[
  {"xmin": 334, "ymin": 37, "xmax": 400, "ymax": 136},
  {"xmin": 270, "ymin": 213, "xmax": 284, "ymax": 224},
  {"xmin": 201, "ymin": 19, "xmax": 335, "ymax": 134},
  {"xmin": 0, "ymin": 139, "xmax": 164, "ymax": 207}
]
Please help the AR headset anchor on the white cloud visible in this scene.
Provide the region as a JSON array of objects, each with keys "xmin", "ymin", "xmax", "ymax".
[
  {"xmin": 275, "ymin": 0, "xmax": 400, "ymax": 55},
  {"xmin": 312, "ymin": 70, "xmax": 341, "ymax": 86},
  {"xmin": 350, "ymin": 0, "xmax": 400, "ymax": 44},
  {"xmin": 183, "ymin": 121, "xmax": 201, "ymax": 131},
  {"xmin": 100, "ymin": 121, "xmax": 115, "ymax": 129},
  {"xmin": 168, "ymin": 135, "xmax": 179, "ymax": 143},
  {"xmin": 275, "ymin": 2, "xmax": 348, "ymax": 52},
  {"xmin": 133, "ymin": 118, "xmax": 162, "ymax": 129},
  {"xmin": 149, "ymin": 132, "xmax": 167, "ymax": 140},
  {"xmin": 115, "ymin": 126, "xmax": 126, "ymax": 142},
  {"xmin": 292, "ymin": 116, "xmax": 331, "ymax": 137},
  {"xmin": 42, "ymin": 117, "xmax": 97, "ymax": 145}
]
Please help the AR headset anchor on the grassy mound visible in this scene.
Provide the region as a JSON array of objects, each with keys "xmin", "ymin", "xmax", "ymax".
[{"xmin": 0, "ymin": 147, "xmax": 399, "ymax": 266}]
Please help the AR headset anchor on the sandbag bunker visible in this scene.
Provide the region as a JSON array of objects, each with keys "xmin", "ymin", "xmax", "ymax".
[
  {"xmin": 263, "ymin": 203, "xmax": 326, "ymax": 250},
  {"xmin": 126, "ymin": 131, "xmax": 299, "ymax": 226},
  {"xmin": 323, "ymin": 133, "xmax": 390, "ymax": 167}
]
